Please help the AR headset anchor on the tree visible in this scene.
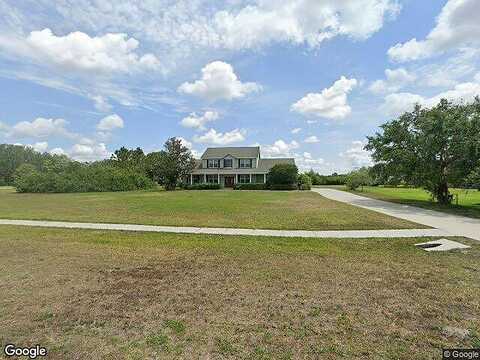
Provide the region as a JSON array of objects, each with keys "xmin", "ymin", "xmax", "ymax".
[
  {"xmin": 111, "ymin": 147, "xmax": 146, "ymax": 171},
  {"xmin": 366, "ymin": 98, "xmax": 480, "ymax": 204},
  {"xmin": 346, "ymin": 167, "xmax": 372, "ymax": 191},
  {"xmin": 267, "ymin": 164, "xmax": 298, "ymax": 188},
  {"xmin": 466, "ymin": 166, "xmax": 480, "ymax": 190},
  {"xmin": 147, "ymin": 137, "xmax": 195, "ymax": 191},
  {"xmin": 298, "ymin": 173, "xmax": 312, "ymax": 190}
]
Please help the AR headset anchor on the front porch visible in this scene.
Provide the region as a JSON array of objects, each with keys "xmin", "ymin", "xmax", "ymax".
[{"xmin": 190, "ymin": 173, "xmax": 267, "ymax": 187}]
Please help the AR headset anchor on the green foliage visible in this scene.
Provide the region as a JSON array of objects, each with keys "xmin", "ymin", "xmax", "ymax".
[
  {"xmin": 267, "ymin": 164, "xmax": 298, "ymax": 188},
  {"xmin": 298, "ymin": 173, "xmax": 312, "ymax": 190},
  {"xmin": 14, "ymin": 162, "xmax": 155, "ymax": 193},
  {"xmin": 146, "ymin": 138, "xmax": 195, "ymax": 191},
  {"xmin": 306, "ymin": 170, "xmax": 348, "ymax": 185},
  {"xmin": 111, "ymin": 146, "xmax": 146, "ymax": 172},
  {"xmin": 0, "ymin": 143, "xmax": 68, "ymax": 185},
  {"xmin": 233, "ymin": 183, "xmax": 266, "ymax": 190},
  {"xmin": 183, "ymin": 183, "xmax": 222, "ymax": 190},
  {"xmin": 346, "ymin": 168, "xmax": 373, "ymax": 191},
  {"xmin": 269, "ymin": 184, "xmax": 298, "ymax": 190},
  {"xmin": 366, "ymin": 98, "xmax": 480, "ymax": 204},
  {"xmin": 465, "ymin": 166, "xmax": 480, "ymax": 190}
]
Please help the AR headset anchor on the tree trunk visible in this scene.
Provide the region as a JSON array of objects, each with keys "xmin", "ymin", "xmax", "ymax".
[{"xmin": 436, "ymin": 181, "xmax": 451, "ymax": 204}]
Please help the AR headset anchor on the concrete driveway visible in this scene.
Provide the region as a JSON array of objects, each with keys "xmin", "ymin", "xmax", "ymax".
[{"xmin": 313, "ymin": 188, "xmax": 480, "ymax": 241}]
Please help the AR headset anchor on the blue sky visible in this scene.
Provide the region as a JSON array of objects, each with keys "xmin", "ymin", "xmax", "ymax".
[{"xmin": 0, "ymin": 0, "xmax": 479, "ymax": 173}]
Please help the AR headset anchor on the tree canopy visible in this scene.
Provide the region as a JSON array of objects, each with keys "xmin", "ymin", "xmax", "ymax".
[{"xmin": 366, "ymin": 98, "xmax": 480, "ymax": 204}]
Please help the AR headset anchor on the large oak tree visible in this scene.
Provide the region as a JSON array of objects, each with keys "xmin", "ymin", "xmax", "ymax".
[{"xmin": 366, "ymin": 98, "xmax": 480, "ymax": 204}]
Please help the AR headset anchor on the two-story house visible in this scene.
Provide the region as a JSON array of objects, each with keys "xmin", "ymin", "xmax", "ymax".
[{"xmin": 189, "ymin": 146, "xmax": 295, "ymax": 187}]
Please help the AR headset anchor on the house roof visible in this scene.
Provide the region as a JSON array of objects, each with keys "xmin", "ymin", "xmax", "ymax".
[
  {"xmin": 257, "ymin": 158, "xmax": 296, "ymax": 171},
  {"xmin": 201, "ymin": 146, "xmax": 260, "ymax": 159}
]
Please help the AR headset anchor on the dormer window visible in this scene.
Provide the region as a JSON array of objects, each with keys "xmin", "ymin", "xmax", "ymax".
[
  {"xmin": 207, "ymin": 159, "xmax": 220, "ymax": 168},
  {"xmin": 239, "ymin": 159, "xmax": 252, "ymax": 168},
  {"xmin": 223, "ymin": 158, "xmax": 233, "ymax": 168}
]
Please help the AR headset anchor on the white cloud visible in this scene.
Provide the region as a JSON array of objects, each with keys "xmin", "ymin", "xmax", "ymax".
[
  {"xmin": 0, "ymin": 28, "xmax": 161, "ymax": 74},
  {"xmin": 215, "ymin": 0, "xmax": 400, "ymax": 49},
  {"xmin": 388, "ymin": 0, "xmax": 480, "ymax": 62},
  {"xmin": 296, "ymin": 152, "xmax": 326, "ymax": 171},
  {"xmin": 291, "ymin": 76, "xmax": 357, "ymax": 119},
  {"xmin": 96, "ymin": 114, "xmax": 124, "ymax": 131},
  {"xmin": 180, "ymin": 111, "xmax": 219, "ymax": 130},
  {"xmin": 261, "ymin": 139, "xmax": 300, "ymax": 157},
  {"xmin": 50, "ymin": 147, "xmax": 66, "ymax": 156},
  {"xmin": 28, "ymin": 141, "xmax": 49, "ymax": 153},
  {"xmin": 193, "ymin": 128, "xmax": 246, "ymax": 145},
  {"xmin": 69, "ymin": 142, "xmax": 110, "ymax": 162},
  {"xmin": 369, "ymin": 68, "xmax": 416, "ymax": 94},
  {"xmin": 382, "ymin": 80, "xmax": 480, "ymax": 116},
  {"xmin": 10, "ymin": 118, "xmax": 73, "ymax": 139},
  {"xmin": 178, "ymin": 61, "xmax": 261, "ymax": 101},
  {"xmin": 291, "ymin": 127, "xmax": 302, "ymax": 134},
  {"xmin": 304, "ymin": 135, "xmax": 320, "ymax": 143},
  {"xmin": 341, "ymin": 141, "xmax": 372, "ymax": 169},
  {"xmin": 91, "ymin": 95, "xmax": 113, "ymax": 112}
]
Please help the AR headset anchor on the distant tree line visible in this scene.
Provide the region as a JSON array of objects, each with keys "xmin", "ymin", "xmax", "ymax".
[
  {"xmin": 2, "ymin": 137, "xmax": 196, "ymax": 193},
  {"xmin": 304, "ymin": 170, "xmax": 348, "ymax": 186}
]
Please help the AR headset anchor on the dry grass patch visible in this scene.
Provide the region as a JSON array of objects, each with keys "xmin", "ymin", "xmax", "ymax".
[{"xmin": 0, "ymin": 226, "xmax": 478, "ymax": 359}]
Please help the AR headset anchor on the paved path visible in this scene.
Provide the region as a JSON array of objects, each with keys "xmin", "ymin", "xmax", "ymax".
[
  {"xmin": 313, "ymin": 188, "xmax": 480, "ymax": 241},
  {"xmin": 0, "ymin": 219, "xmax": 448, "ymax": 239}
]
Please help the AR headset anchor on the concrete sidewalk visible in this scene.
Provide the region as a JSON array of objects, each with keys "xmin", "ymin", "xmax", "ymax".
[
  {"xmin": 0, "ymin": 219, "xmax": 448, "ymax": 239},
  {"xmin": 313, "ymin": 188, "xmax": 480, "ymax": 241}
]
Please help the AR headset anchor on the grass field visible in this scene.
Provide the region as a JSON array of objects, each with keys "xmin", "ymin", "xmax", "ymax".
[
  {"xmin": 347, "ymin": 186, "xmax": 480, "ymax": 219},
  {"xmin": 0, "ymin": 187, "xmax": 420, "ymax": 230},
  {"xmin": 0, "ymin": 226, "xmax": 478, "ymax": 359}
]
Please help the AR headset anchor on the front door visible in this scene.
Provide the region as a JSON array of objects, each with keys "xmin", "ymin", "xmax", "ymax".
[{"xmin": 225, "ymin": 176, "xmax": 234, "ymax": 187}]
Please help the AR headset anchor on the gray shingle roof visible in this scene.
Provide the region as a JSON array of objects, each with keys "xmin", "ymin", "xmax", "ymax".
[
  {"xmin": 257, "ymin": 158, "xmax": 296, "ymax": 171},
  {"xmin": 201, "ymin": 146, "xmax": 260, "ymax": 159}
]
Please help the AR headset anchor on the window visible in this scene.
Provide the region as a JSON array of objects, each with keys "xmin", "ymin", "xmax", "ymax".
[
  {"xmin": 238, "ymin": 174, "xmax": 250, "ymax": 184},
  {"xmin": 207, "ymin": 159, "xmax": 219, "ymax": 168},
  {"xmin": 239, "ymin": 159, "xmax": 252, "ymax": 168},
  {"xmin": 223, "ymin": 158, "xmax": 233, "ymax": 168},
  {"xmin": 206, "ymin": 175, "xmax": 219, "ymax": 184}
]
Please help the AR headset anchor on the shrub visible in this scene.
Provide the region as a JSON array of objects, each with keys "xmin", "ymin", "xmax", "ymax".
[
  {"xmin": 184, "ymin": 183, "xmax": 222, "ymax": 190},
  {"xmin": 346, "ymin": 168, "xmax": 373, "ymax": 191},
  {"xmin": 269, "ymin": 184, "xmax": 298, "ymax": 190},
  {"xmin": 233, "ymin": 183, "xmax": 266, "ymax": 190},
  {"xmin": 267, "ymin": 164, "xmax": 298, "ymax": 189},
  {"xmin": 298, "ymin": 173, "xmax": 312, "ymax": 190}
]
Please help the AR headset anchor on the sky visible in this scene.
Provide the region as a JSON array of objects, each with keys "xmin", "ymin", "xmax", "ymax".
[{"xmin": 0, "ymin": 0, "xmax": 479, "ymax": 174}]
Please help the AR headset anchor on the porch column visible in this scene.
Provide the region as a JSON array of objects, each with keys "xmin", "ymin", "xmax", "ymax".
[
  {"xmin": 263, "ymin": 173, "xmax": 266, "ymax": 183},
  {"xmin": 204, "ymin": 174, "xmax": 206, "ymax": 183},
  {"xmin": 218, "ymin": 173, "xmax": 220, "ymax": 185},
  {"xmin": 249, "ymin": 174, "xmax": 252, "ymax": 183},
  {"xmin": 190, "ymin": 174, "xmax": 193, "ymax": 185}
]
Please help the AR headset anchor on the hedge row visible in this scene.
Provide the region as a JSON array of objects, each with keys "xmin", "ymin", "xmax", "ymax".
[
  {"xmin": 233, "ymin": 183, "xmax": 266, "ymax": 190},
  {"xmin": 183, "ymin": 183, "xmax": 223, "ymax": 190},
  {"xmin": 14, "ymin": 164, "xmax": 155, "ymax": 193}
]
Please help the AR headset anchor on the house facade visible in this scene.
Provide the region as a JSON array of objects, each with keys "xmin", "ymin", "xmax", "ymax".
[{"xmin": 189, "ymin": 146, "xmax": 295, "ymax": 187}]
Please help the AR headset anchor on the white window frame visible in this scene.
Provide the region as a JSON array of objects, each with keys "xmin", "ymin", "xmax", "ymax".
[
  {"xmin": 238, "ymin": 174, "xmax": 250, "ymax": 184},
  {"xmin": 239, "ymin": 159, "xmax": 252, "ymax": 168},
  {"xmin": 207, "ymin": 159, "xmax": 219, "ymax": 168},
  {"xmin": 223, "ymin": 158, "xmax": 233, "ymax": 168},
  {"xmin": 206, "ymin": 175, "xmax": 219, "ymax": 184}
]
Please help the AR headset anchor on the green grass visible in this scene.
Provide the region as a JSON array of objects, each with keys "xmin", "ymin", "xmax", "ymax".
[
  {"xmin": 0, "ymin": 225, "xmax": 478, "ymax": 359},
  {"xmin": 0, "ymin": 187, "xmax": 420, "ymax": 230},
  {"xmin": 345, "ymin": 186, "xmax": 480, "ymax": 219}
]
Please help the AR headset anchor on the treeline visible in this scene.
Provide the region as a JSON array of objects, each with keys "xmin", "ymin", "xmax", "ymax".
[
  {"xmin": 2, "ymin": 138, "xmax": 195, "ymax": 193},
  {"xmin": 305, "ymin": 170, "xmax": 348, "ymax": 186}
]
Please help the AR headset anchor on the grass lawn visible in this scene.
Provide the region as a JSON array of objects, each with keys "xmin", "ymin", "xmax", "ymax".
[
  {"xmin": 0, "ymin": 187, "xmax": 420, "ymax": 230},
  {"xmin": 0, "ymin": 226, "xmax": 479, "ymax": 359},
  {"xmin": 346, "ymin": 186, "xmax": 480, "ymax": 219}
]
